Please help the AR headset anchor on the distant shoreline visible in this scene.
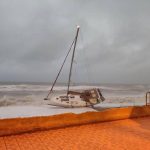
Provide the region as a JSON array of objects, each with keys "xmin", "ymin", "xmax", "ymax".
[{"xmin": 0, "ymin": 81, "xmax": 150, "ymax": 86}]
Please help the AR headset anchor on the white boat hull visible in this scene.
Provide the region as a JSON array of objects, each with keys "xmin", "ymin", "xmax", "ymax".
[
  {"xmin": 48, "ymin": 95, "xmax": 98, "ymax": 108},
  {"xmin": 46, "ymin": 88, "xmax": 105, "ymax": 108}
]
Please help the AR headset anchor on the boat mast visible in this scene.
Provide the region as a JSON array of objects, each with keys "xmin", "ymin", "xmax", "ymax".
[{"xmin": 67, "ymin": 26, "xmax": 80, "ymax": 96}]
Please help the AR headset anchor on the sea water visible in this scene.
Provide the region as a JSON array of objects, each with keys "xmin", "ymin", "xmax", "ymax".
[{"xmin": 0, "ymin": 82, "xmax": 149, "ymax": 107}]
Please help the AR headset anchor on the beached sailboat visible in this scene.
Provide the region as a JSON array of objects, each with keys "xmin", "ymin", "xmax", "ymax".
[{"xmin": 44, "ymin": 26, "xmax": 105, "ymax": 107}]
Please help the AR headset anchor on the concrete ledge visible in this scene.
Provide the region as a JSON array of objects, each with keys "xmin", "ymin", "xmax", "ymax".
[{"xmin": 0, "ymin": 105, "xmax": 150, "ymax": 136}]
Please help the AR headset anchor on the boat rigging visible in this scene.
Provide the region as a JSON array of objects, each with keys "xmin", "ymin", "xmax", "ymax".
[{"xmin": 44, "ymin": 26, "xmax": 105, "ymax": 107}]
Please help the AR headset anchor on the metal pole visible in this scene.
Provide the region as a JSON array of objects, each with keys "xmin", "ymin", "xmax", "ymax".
[
  {"xmin": 146, "ymin": 92, "xmax": 150, "ymax": 106},
  {"xmin": 67, "ymin": 26, "xmax": 80, "ymax": 96}
]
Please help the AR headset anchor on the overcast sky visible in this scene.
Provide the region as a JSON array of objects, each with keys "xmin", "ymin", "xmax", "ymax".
[{"xmin": 0, "ymin": 0, "xmax": 150, "ymax": 84}]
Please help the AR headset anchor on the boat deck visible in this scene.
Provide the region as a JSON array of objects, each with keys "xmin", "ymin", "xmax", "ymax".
[{"xmin": 0, "ymin": 116, "xmax": 150, "ymax": 150}]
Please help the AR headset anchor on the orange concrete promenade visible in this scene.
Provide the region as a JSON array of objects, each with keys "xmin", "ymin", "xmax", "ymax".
[
  {"xmin": 0, "ymin": 106, "xmax": 150, "ymax": 150},
  {"xmin": 0, "ymin": 106, "xmax": 150, "ymax": 136},
  {"xmin": 0, "ymin": 116, "xmax": 150, "ymax": 150}
]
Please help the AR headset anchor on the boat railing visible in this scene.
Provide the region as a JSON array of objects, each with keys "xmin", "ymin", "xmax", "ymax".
[{"xmin": 146, "ymin": 92, "xmax": 150, "ymax": 106}]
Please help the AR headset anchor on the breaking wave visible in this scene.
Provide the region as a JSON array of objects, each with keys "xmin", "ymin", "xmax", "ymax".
[{"xmin": 0, "ymin": 83, "xmax": 149, "ymax": 107}]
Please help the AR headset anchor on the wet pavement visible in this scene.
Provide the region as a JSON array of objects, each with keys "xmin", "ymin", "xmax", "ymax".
[{"xmin": 0, "ymin": 116, "xmax": 150, "ymax": 150}]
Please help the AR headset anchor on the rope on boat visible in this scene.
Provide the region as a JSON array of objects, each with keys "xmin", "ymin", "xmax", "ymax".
[{"xmin": 44, "ymin": 38, "xmax": 76, "ymax": 100}]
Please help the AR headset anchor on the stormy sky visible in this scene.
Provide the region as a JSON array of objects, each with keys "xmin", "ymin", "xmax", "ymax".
[{"xmin": 0, "ymin": 0, "xmax": 150, "ymax": 84}]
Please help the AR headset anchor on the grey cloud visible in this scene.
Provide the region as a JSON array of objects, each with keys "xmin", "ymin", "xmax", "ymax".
[{"xmin": 0, "ymin": 0, "xmax": 150, "ymax": 84}]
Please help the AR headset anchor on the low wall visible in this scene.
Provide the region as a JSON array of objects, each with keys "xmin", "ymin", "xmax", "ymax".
[{"xmin": 0, "ymin": 105, "xmax": 150, "ymax": 136}]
